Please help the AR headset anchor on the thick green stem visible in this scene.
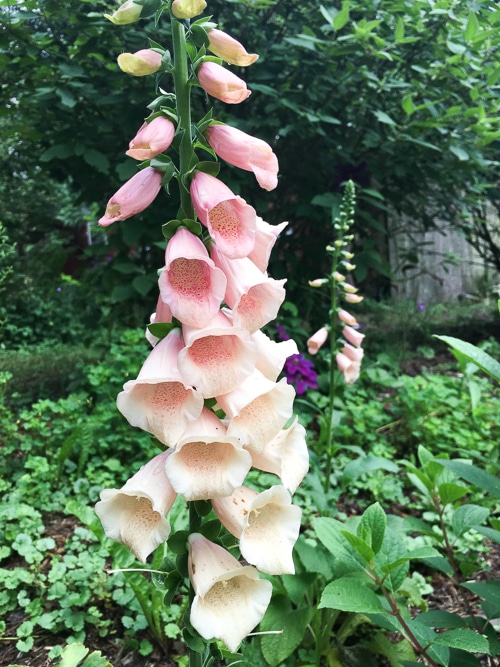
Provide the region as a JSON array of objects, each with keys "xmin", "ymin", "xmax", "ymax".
[{"xmin": 171, "ymin": 16, "xmax": 195, "ymax": 220}]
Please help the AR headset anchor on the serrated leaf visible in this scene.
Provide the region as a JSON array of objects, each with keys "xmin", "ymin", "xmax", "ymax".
[
  {"xmin": 333, "ymin": 1, "xmax": 350, "ymax": 31},
  {"xmin": 402, "ymin": 94, "xmax": 414, "ymax": 115},
  {"xmin": 381, "ymin": 547, "xmax": 441, "ymax": 574},
  {"xmin": 260, "ymin": 597, "xmax": 313, "ymax": 666},
  {"xmin": 434, "ymin": 459, "xmax": 500, "ymax": 498},
  {"xmin": 319, "ymin": 577, "xmax": 385, "ymax": 613},
  {"xmin": 451, "ymin": 504, "xmax": 489, "ymax": 537},
  {"xmin": 462, "ymin": 581, "xmax": 500, "ymax": 618},
  {"xmin": 465, "ymin": 12, "xmax": 479, "ymax": 41},
  {"xmin": 373, "ymin": 109, "xmax": 397, "ymax": 126},
  {"xmin": 432, "ymin": 628, "xmax": 489, "ymax": 654},
  {"xmin": 438, "ymin": 482, "xmax": 467, "ymax": 505},
  {"xmin": 358, "ymin": 502, "xmax": 386, "ymax": 554},
  {"xmin": 434, "ymin": 336, "xmax": 500, "ymax": 382},
  {"xmin": 341, "ymin": 530, "xmax": 375, "ymax": 563},
  {"xmin": 58, "ymin": 643, "xmax": 89, "ymax": 667}
]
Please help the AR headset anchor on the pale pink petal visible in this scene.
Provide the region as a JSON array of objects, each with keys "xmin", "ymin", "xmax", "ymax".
[
  {"xmin": 95, "ymin": 450, "xmax": 176, "ymax": 562},
  {"xmin": 126, "ymin": 116, "xmax": 175, "ymax": 161},
  {"xmin": 190, "ymin": 171, "xmax": 256, "ymax": 259},
  {"xmin": 338, "ymin": 309, "xmax": 358, "ymax": 327},
  {"xmin": 307, "ymin": 327, "xmax": 329, "ymax": 355},
  {"xmin": 159, "ymin": 228, "xmax": 226, "ymax": 327},
  {"xmin": 188, "ymin": 534, "xmax": 272, "ymax": 652},
  {"xmin": 178, "ymin": 310, "xmax": 257, "ymax": 398},
  {"xmin": 98, "ymin": 167, "xmax": 162, "ymax": 226},
  {"xmin": 251, "ymin": 329, "xmax": 298, "ymax": 381},
  {"xmin": 117, "ymin": 49, "xmax": 162, "ymax": 76},
  {"xmin": 197, "ymin": 62, "xmax": 251, "ymax": 104},
  {"xmin": 165, "ymin": 409, "xmax": 251, "ymax": 500},
  {"xmin": 249, "ymin": 417, "xmax": 309, "ymax": 494},
  {"xmin": 217, "ymin": 371, "xmax": 295, "ymax": 452},
  {"xmin": 248, "ymin": 217, "xmax": 288, "ymax": 273},
  {"xmin": 342, "ymin": 342, "xmax": 364, "ymax": 362},
  {"xmin": 343, "ymin": 325, "xmax": 365, "ymax": 348},
  {"xmin": 207, "ymin": 29, "xmax": 258, "ymax": 67},
  {"xmin": 116, "ymin": 329, "xmax": 204, "ymax": 447}
]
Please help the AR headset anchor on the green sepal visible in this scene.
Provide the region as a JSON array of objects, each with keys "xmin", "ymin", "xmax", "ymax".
[
  {"xmin": 190, "ymin": 22, "xmax": 212, "ymax": 48},
  {"xmin": 193, "ymin": 160, "xmax": 220, "ymax": 178},
  {"xmin": 146, "ymin": 322, "xmax": 178, "ymax": 341},
  {"xmin": 159, "ymin": 106, "xmax": 179, "ymax": 124},
  {"xmin": 176, "ymin": 552, "xmax": 189, "ymax": 578},
  {"xmin": 198, "ymin": 519, "xmax": 221, "ymax": 541},
  {"xmin": 147, "ymin": 93, "xmax": 176, "ymax": 112},
  {"xmin": 163, "ymin": 571, "xmax": 182, "ymax": 605},
  {"xmin": 134, "ymin": 0, "xmax": 163, "ymax": 18},
  {"xmin": 193, "ymin": 499, "xmax": 212, "ymax": 517},
  {"xmin": 182, "ymin": 628, "xmax": 205, "ymax": 653},
  {"xmin": 167, "ymin": 530, "xmax": 189, "ymax": 555}
]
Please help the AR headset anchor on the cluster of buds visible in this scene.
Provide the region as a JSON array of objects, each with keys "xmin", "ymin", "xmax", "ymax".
[{"xmin": 95, "ymin": 0, "xmax": 308, "ymax": 653}]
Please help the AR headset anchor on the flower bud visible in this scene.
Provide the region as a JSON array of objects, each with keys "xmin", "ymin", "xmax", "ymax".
[
  {"xmin": 333, "ymin": 272, "xmax": 346, "ymax": 282},
  {"xmin": 126, "ymin": 116, "xmax": 175, "ymax": 160},
  {"xmin": 118, "ymin": 49, "xmax": 162, "ymax": 76},
  {"xmin": 171, "ymin": 0, "xmax": 207, "ymax": 19},
  {"xmin": 197, "ymin": 62, "xmax": 251, "ymax": 104},
  {"xmin": 345, "ymin": 293, "xmax": 364, "ymax": 304},
  {"xmin": 307, "ymin": 327, "xmax": 328, "ymax": 355},
  {"xmin": 105, "ymin": 0, "xmax": 143, "ymax": 25},
  {"xmin": 207, "ymin": 29, "xmax": 258, "ymax": 67},
  {"xmin": 343, "ymin": 262, "xmax": 356, "ymax": 271},
  {"xmin": 343, "ymin": 283, "xmax": 358, "ymax": 294},
  {"xmin": 338, "ymin": 309, "xmax": 358, "ymax": 327},
  {"xmin": 308, "ymin": 278, "xmax": 327, "ymax": 288},
  {"xmin": 98, "ymin": 167, "xmax": 162, "ymax": 226}
]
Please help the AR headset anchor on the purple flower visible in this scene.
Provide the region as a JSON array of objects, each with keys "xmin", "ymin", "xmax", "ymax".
[
  {"xmin": 416, "ymin": 300, "xmax": 426, "ymax": 312},
  {"xmin": 56, "ymin": 287, "xmax": 62, "ymax": 292},
  {"xmin": 283, "ymin": 353, "xmax": 318, "ymax": 395},
  {"xmin": 275, "ymin": 324, "xmax": 290, "ymax": 341}
]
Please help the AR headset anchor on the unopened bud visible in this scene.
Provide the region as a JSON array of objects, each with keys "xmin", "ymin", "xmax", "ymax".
[
  {"xmin": 171, "ymin": 0, "xmax": 207, "ymax": 19},
  {"xmin": 309, "ymin": 278, "xmax": 327, "ymax": 288},
  {"xmin": 333, "ymin": 272, "xmax": 345, "ymax": 282},
  {"xmin": 343, "ymin": 283, "xmax": 358, "ymax": 294},
  {"xmin": 343, "ymin": 251, "xmax": 355, "ymax": 259},
  {"xmin": 105, "ymin": 0, "xmax": 143, "ymax": 25},
  {"xmin": 345, "ymin": 293, "xmax": 364, "ymax": 304},
  {"xmin": 343, "ymin": 262, "xmax": 356, "ymax": 271}
]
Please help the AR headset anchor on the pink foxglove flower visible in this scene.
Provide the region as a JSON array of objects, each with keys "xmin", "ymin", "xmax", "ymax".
[
  {"xmin": 249, "ymin": 417, "xmax": 309, "ymax": 495},
  {"xmin": 212, "ymin": 485, "xmax": 301, "ymax": 575},
  {"xmin": 105, "ymin": 0, "xmax": 143, "ymax": 25},
  {"xmin": 336, "ymin": 343, "xmax": 364, "ymax": 384},
  {"xmin": 178, "ymin": 310, "xmax": 257, "ymax": 398},
  {"xmin": 345, "ymin": 293, "xmax": 364, "ymax": 304},
  {"xmin": 248, "ymin": 217, "xmax": 288, "ymax": 273},
  {"xmin": 117, "ymin": 49, "xmax": 162, "ymax": 76},
  {"xmin": 98, "ymin": 167, "xmax": 162, "ymax": 226},
  {"xmin": 165, "ymin": 408, "xmax": 251, "ymax": 500},
  {"xmin": 211, "ymin": 246, "xmax": 285, "ymax": 333},
  {"xmin": 95, "ymin": 450, "xmax": 176, "ymax": 563},
  {"xmin": 158, "ymin": 228, "xmax": 226, "ymax": 328},
  {"xmin": 126, "ymin": 117, "xmax": 175, "ymax": 160},
  {"xmin": 343, "ymin": 325, "xmax": 365, "ymax": 348},
  {"xmin": 217, "ymin": 370, "xmax": 295, "ymax": 452},
  {"xmin": 116, "ymin": 329, "xmax": 204, "ymax": 447},
  {"xmin": 207, "ymin": 29, "xmax": 258, "ymax": 66},
  {"xmin": 197, "ymin": 61, "xmax": 251, "ymax": 104},
  {"xmin": 190, "ymin": 171, "xmax": 256, "ymax": 259},
  {"xmin": 251, "ymin": 329, "xmax": 298, "ymax": 382},
  {"xmin": 206, "ymin": 125, "xmax": 278, "ymax": 191},
  {"xmin": 188, "ymin": 534, "xmax": 272, "ymax": 652},
  {"xmin": 145, "ymin": 297, "xmax": 173, "ymax": 347},
  {"xmin": 307, "ymin": 327, "xmax": 329, "ymax": 355},
  {"xmin": 338, "ymin": 309, "xmax": 358, "ymax": 327},
  {"xmin": 171, "ymin": 0, "xmax": 206, "ymax": 19}
]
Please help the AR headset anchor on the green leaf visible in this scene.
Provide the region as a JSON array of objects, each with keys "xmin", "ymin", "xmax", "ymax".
[
  {"xmin": 434, "ymin": 336, "xmax": 500, "ymax": 382},
  {"xmin": 132, "ymin": 274, "xmax": 155, "ymax": 297},
  {"xmin": 402, "ymin": 94, "xmax": 414, "ymax": 115},
  {"xmin": 83, "ymin": 149, "xmax": 110, "ymax": 174},
  {"xmin": 319, "ymin": 577, "xmax": 386, "ymax": 613},
  {"xmin": 451, "ymin": 504, "xmax": 489, "ymax": 537},
  {"xmin": 475, "ymin": 525, "xmax": 500, "ymax": 543},
  {"xmin": 333, "ymin": 1, "xmax": 350, "ymax": 31},
  {"xmin": 358, "ymin": 502, "xmax": 386, "ymax": 554},
  {"xmin": 58, "ymin": 644, "xmax": 89, "ymax": 667},
  {"xmin": 260, "ymin": 596, "xmax": 313, "ymax": 667},
  {"xmin": 147, "ymin": 322, "xmax": 177, "ymax": 340},
  {"xmin": 167, "ymin": 530, "xmax": 189, "ymax": 555},
  {"xmin": 449, "ymin": 146, "xmax": 469, "ymax": 161},
  {"xmin": 434, "ymin": 460, "xmax": 500, "ymax": 498},
  {"xmin": 313, "ymin": 517, "xmax": 364, "ymax": 572},
  {"xmin": 342, "ymin": 454, "xmax": 399, "ymax": 481},
  {"xmin": 418, "ymin": 610, "xmax": 467, "ymax": 628},
  {"xmin": 395, "ymin": 17, "xmax": 405, "ymax": 42},
  {"xmin": 437, "ymin": 482, "xmax": 467, "ymax": 505},
  {"xmin": 461, "ymin": 581, "xmax": 500, "ymax": 618},
  {"xmin": 373, "ymin": 109, "xmax": 397, "ymax": 126},
  {"xmin": 341, "ymin": 530, "xmax": 375, "ymax": 563},
  {"xmin": 465, "ymin": 12, "xmax": 479, "ymax": 41},
  {"xmin": 432, "ymin": 629, "xmax": 490, "ymax": 654},
  {"xmin": 381, "ymin": 547, "xmax": 441, "ymax": 574}
]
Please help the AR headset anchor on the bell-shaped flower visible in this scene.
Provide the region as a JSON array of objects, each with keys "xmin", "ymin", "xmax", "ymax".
[
  {"xmin": 98, "ymin": 167, "xmax": 162, "ymax": 226},
  {"xmin": 212, "ymin": 485, "xmax": 301, "ymax": 575},
  {"xmin": 206, "ymin": 125, "xmax": 278, "ymax": 191},
  {"xmin": 126, "ymin": 116, "xmax": 175, "ymax": 160},
  {"xmin": 178, "ymin": 310, "xmax": 257, "ymax": 398},
  {"xmin": 345, "ymin": 293, "xmax": 364, "ymax": 304},
  {"xmin": 145, "ymin": 297, "xmax": 173, "ymax": 347},
  {"xmin": 117, "ymin": 49, "xmax": 162, "ymax": 76},
  {"xmin": 336, "ymin": 343, "xmax": 364, "ymax": 384},
  {"xmin": 248, "ymin": 217, "xmax": 288, "ymax": 273},
  {"xmin": 251, "ymin": 329, "xmax": 298, "ymax": 382},
  {"xmin": 165, "ymin": 408, "xmax": 252, "ymax": 500},
  {"xmin": 217, "ymin": 370, "xmax": 295, "ymax": 453},
  {"xmin": 105, "ymin": 0, "xmax": 143, "ymax": 25},
  {"xmin": 116, "ymin": 329, "xmax": 204, "ymax": 447},
  {"xmin": 190, "ymin": 171, "xmax": 256, "ymax": 259},
  {"xmin": 211, "ymin": 246, "xmax": 285, "ymax": 333},
  {"xmin": 158, "ymin": 228, "xmax": 226, "ymax": 328},
  {"xmin": 197, "ymin": 61, "xmax": 251, "ymax": 104},
  {"xmin": 343, "ymin": 325, "xmax": 365, "ymax": 348},
  {"xmin": 171, "ymin": 0, "xmax": 206, "ymax": 19},
  {"xmin": 307, "ymin": 327, "xmax": 328, "ymax": 355},
  {"xmin": 249, "ymin": 417, "xmax": 309, "ymax": 494},
  {"xmin": 207, "ymin": 29, "xmax": 258, "ymax": 67},
  {"xmin": 338, "ymin": 309, "xmax": 358, "ymax": 327},
  {"xmin": 188, "ymin": 533, "xmax": 272, "ymax": 652},
  {"xmin": 95, "ymin": 450, "xmax": 176, "ymax": 563}
]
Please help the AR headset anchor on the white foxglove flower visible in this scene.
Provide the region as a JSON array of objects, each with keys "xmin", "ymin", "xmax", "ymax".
[
  {"xmin": 251, "ymin": 329, "xmax": 298, "ymax": 381},
  {"xmin": 188, "ymin": 533, "xmax": 272, "ymax": 652},
  {"xmin": 212, "ymin": 485, "xmax": 301, "ymax": 575},
  {"xmin": 95, "ymin": 450, "xmax": 176, "ymax": 563}
]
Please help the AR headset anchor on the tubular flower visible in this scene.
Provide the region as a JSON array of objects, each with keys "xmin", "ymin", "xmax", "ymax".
[
  {"xmin": 177, "ymin": 310, "xmax": 257, "ymax": 398},
  {"xmin": 95, "ymin": 450, "xmax": 176, "ymax": 563},
  {"xmin": 98, "ymin": 167, "xmax": 162, "ymax": 226},
  {"xmin": 212, "ymin": 485, "xmax": 301, "ymax": 575},
  {"xmin": 117, "ymin": 49, "xmax": 162, "ymax": 76},
  {"xmin": 338, "ymin": 309, "xmax": 358, "ymax": 327},
  {"xmin": 336, "ymin": 343, "xmax": 364, "ymax": 384},
  {"xmin": 211, "ymin": 246, "xmax": 285, "ymax": 333},
  {"xmin": 190, "ymin": 171, "xmax": 256, "ymax": 259},
  {"xmin": 206, "ymin": 124, "xmax": 278, "ymax": 191},
  {"xmin": 188, "ymin": 534, "xmax": 272, "ymax": 652},
  {"xmin": 345, "ymin": 293, "xmax": 364, "ymax": 304},
  {"xmin": 251, "ymin": 329, "xmax": 298, "ymax": 381},
  {"xmin": 105, "ymin": 0, "xmax": 143, "ymax": 25},
  {"xmin": 158, "ymin": 228, "xmax": 226, "ymax": 328},
  {"xmin": 126, "ymin": 116, "xmax": 175, "ymax": 160},
  {"xmin": 343, "ymin": 325, "xmax": 365, "ymax": 348},
  {"xmin": 165, "ymin": 408, "xmax": 252, "ymax": 500},
  {"xmin": 248, "ymin": 417, "xmax": 309, "ymax": 495},
  {"xmin": 116, "ymin": 328, "xmax": 204, "ymax": 447},
  {"xmin": 145, "ymin": 297, "xmax": 173, "ymax": 347},
  {"xmin": 248, "ymin": 218, "xmax": 288, "ymax": 273},
  {"xmin": 217, "ymin": 370, "xmax": 295, "ymax": 453},
  {"xmin": 307, "ymin": 327, "xmax": 328, "ymax": 355},
  {"xmin": 207, "ymin": 29, "xmax": 258, "ymax": 66},
  {"xmin": 197, "ymin": 61, "xmax": 251, "ymax": 104},
  {"xmin": 171, "ymin": 0, "xmax": 206, "ymax": 19}
]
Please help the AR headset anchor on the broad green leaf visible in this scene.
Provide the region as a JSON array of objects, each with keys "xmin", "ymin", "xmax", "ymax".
[
  {"xmin": 381, "ymin": 547, "xmax": 441, "ymax": 574},
  {"xmin": 319, "ymin": 577, "xmax": 386, "ymax": 613},
  {"xmin": 358, "ymin": 502, "xmax": 386, "ymax": 554},
  {"xmin": 83, "ymin": 149, "xmax": 110, "ymax": 174},
  {"xmin": 341, "ymin": 530, "xmax": 375, "ymax": 563},
  {"xmin": 449, "ymin": 146, "xmax": 469, "ymax": 161},
  {"xmin": 58, "ymin": 644, "xmax": 89, "ymax": 667},
  {"xmin": 402, "ymin": 94, "xmax": 414, "ymax": 115},
  {"xmin": 405, "ymin": 619, "xmax": 450, "ymax": 665},
  {"xmin": 437, "ymin": 482, "xmax": 467, "ymax": 505},
  {"xmin": 434, "ymin": 336, "xmax": 500, "ymax": 382},
  {"xmin": 417, "ymin": 610, "xmax": 466, "ymax": 629},
  {"xmin": 313, "ymin": 517, "xmax": 365, "ymax": 571},
  {"xmin": 465, "ymin": 12, "xmax": 479, "ymax": 41},
  {"xmin": 451, "ymin": 504, "xmax": 489, "ymax": 537},
  {"xmin": 432, "ymin": 629, "xmax": 490, "ymax": 654},
  {"xmin": 342, "ymin": 454, "xmax": 399, "ymax": 481},
  {"xmin": 461, "ymin": 581, "xmax": 500, "ymax": 618},
  {"xmin": 475, "ymin": 525, "xmax": 500, "ymax": 543},
  {"xmin": 260, "ymin": 596, "xmax": 313, "ymax": 667},
  {"xmin": 373, "ymin": 109, "xmax": 397, "ymax": 126},
  {"xmin": 374, "ymin": 529, "xmax": 409, "ymax": 591},
  {"xmin": 395, "ymin": 17, "xmax": 405, "ymax": 42},
  {"xmin": 333, "ymin": 1, "xmax": 350, "ymax": 31},
  {"xmin": 434, "ymin": 460, "xmax": 500, "ymax": 498},
  {"xmin": 132, "ymin": 274, "xmax": 155, "ymax": 297},
  {"xmin": 294, "ymin": 534, "xmax": 335, "ymax": 579}
]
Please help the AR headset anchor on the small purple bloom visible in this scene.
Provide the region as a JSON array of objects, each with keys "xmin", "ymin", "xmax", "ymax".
[
  {"xmin": 284, "ymin": 353, "xmax": 318, "ymax": 395},
  {"xmin": 416, "ymin": 300, "xmax": 426, "ymax": 312},
  {"xmin": 275, "ymin": 324, "xmax": 290, "ymax": 341},
  {"xmin": 56, "ymin": 287, "xmax": 62, "ymax": 292}
]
